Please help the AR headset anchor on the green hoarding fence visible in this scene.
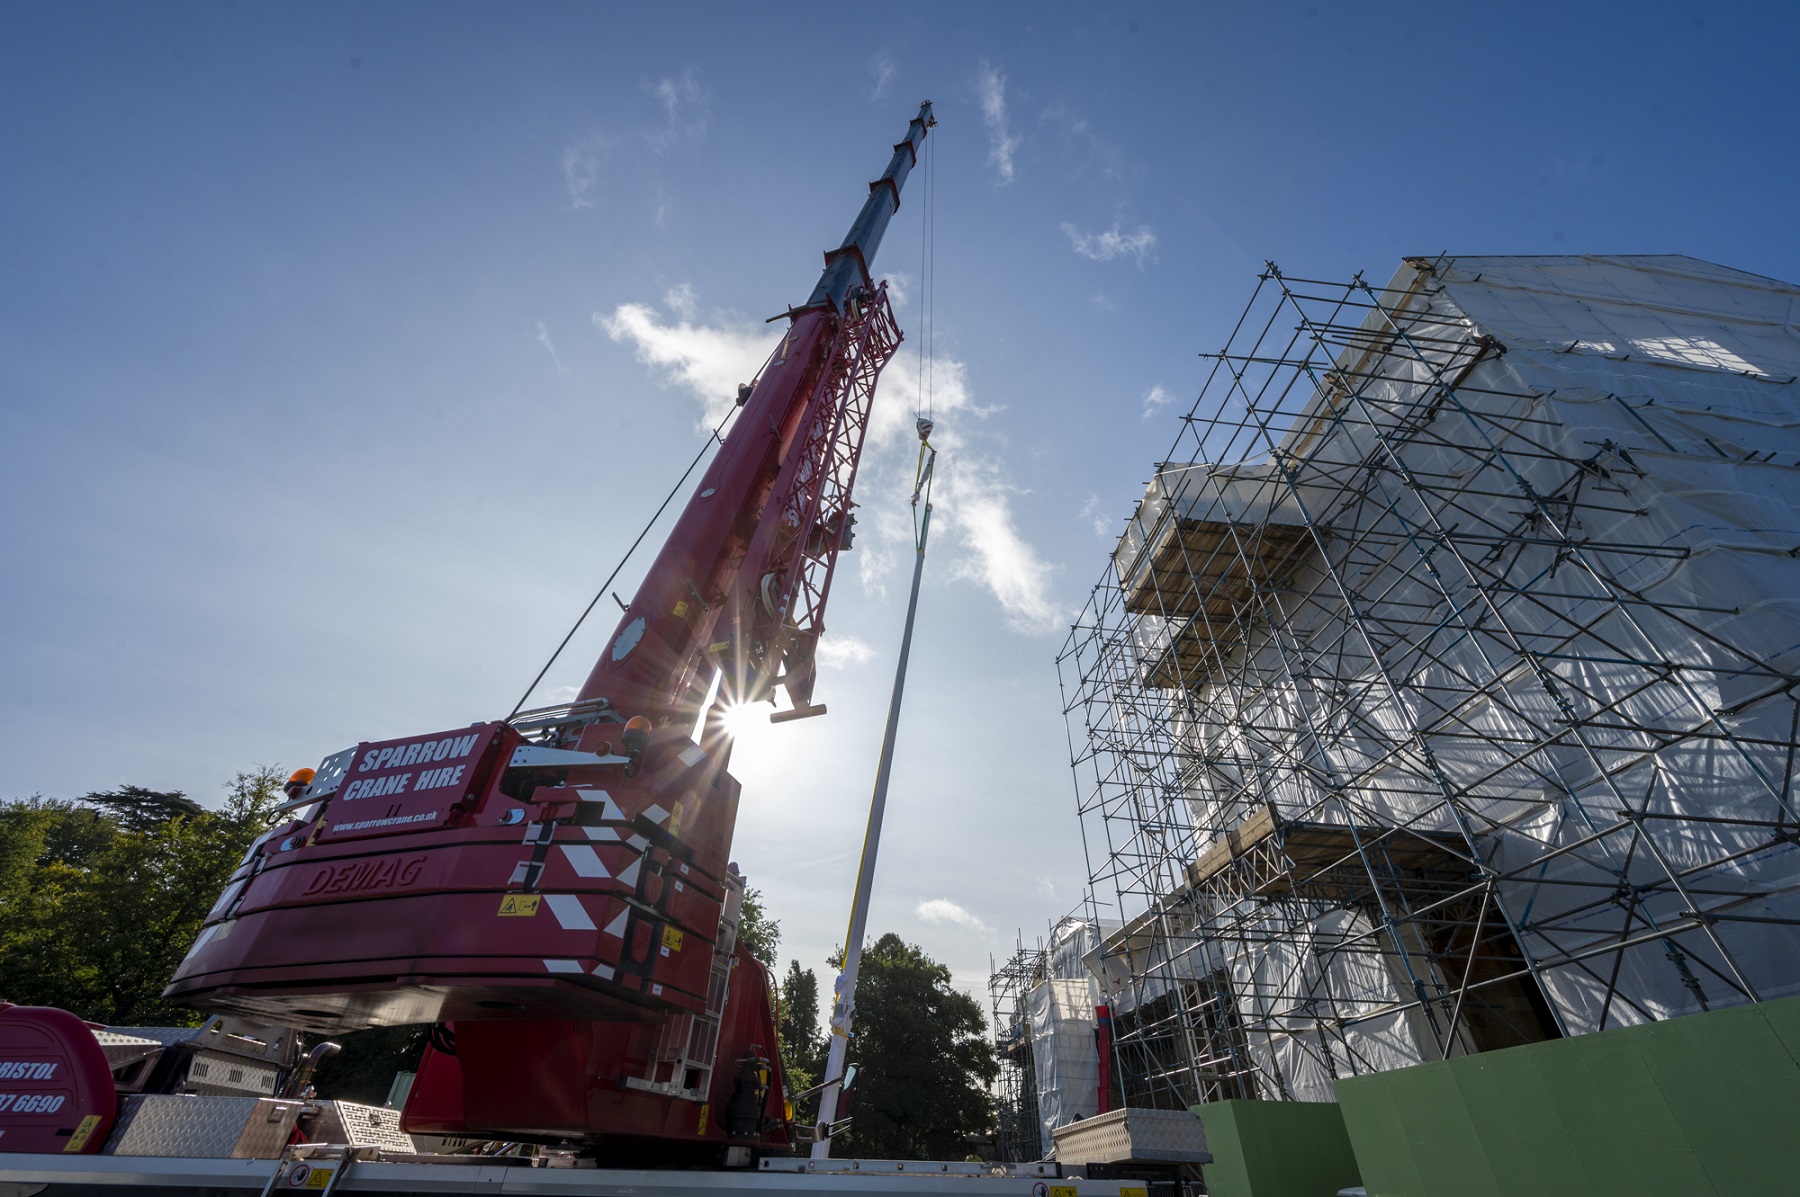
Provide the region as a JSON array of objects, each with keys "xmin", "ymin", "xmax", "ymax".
[
  {"xmin": 1333, "ymin": 993, "xmax": 1800, "ymax": 1196},
  {"xmin": 1196, "ymin": 1098, "xmax": 1361, "ymax": 1197}
]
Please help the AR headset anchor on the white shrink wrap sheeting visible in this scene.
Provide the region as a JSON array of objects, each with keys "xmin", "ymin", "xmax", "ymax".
[
  {"xmin": 1027, "ymin": 977, "xmax": 1101, "ymax": 1157},
  {"xmin": 1091, "ymin": 255, "xmax": 1800, "ymax": 1094}
]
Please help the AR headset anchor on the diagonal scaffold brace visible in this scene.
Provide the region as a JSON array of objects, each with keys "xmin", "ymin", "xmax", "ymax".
[{"xmin": 811, "ymin": 417, "xmax": 938, "ymax": 1158}]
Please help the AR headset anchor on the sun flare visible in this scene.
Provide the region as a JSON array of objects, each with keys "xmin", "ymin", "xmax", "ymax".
[{"xmin": 716, "ymin": 701, "xmax": 767, "ymax": 740}]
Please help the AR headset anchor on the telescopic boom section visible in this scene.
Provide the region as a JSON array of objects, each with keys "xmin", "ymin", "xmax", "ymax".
[
  {"xmin": 807, "ymin": 103, "xmax": 935, "ymax": 315},
  {"xmin": 579, "ymin": 102, "xmax": 933, "ymax": 733}
]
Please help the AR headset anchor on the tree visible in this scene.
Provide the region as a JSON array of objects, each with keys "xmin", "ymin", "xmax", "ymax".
[
  {"xmin": 0, "ymin": 768, "xmax": 285, "ymax": 1026},
  {"xmin": 737, "ymin": 886, "xmax": 780, "ymax": 970},
  {"xmin": 80, "ymin": 785, "xmax": 205, "ymax": 834},
  {"xmin": 778, "ymin": 959, "xmax": 824, "ymax": 1098},
  {"xmin": 836, "ymin": 934, "xmax": 997, "ymax": 1160}
]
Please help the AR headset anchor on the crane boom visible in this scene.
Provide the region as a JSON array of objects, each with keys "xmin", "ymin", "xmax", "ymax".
[
  {"xmin": 157, "ymin": 104, "xmax": 935, "ymax": 1160},
  {"xmin": 585, "ymin": 103, "xmax": 932, "ymax": 732}
]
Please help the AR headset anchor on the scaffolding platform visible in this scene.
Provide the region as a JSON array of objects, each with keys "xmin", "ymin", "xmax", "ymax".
[{"xmin": 1187, "ymin": 805, "xmax": 1470, "ymax": 903}]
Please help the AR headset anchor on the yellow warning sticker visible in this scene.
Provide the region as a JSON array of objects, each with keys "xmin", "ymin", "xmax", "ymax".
[
  {"xmin": 1119, "ymin": 1187, "xmax": 1149, "ymax": 1197},
  {"xmin": 697, "ymin": 1103, "xmax": 710, "ymax": 1135},
  {"xmin": 280, "ymin": 1160, "xmax": 338, "ymax": 1189},
  {"xmin": 498, "ymin": 894, "xmax": 541, "ymax": 917},
  {"xmin": 669, "ymin": 800, "xmax": 686, "ymax": 838},
  {"xmin": 1050, "ymin": 1186, "xmax": 1078, "ymax": 1197},
  {"xmin": 673, "ymin": 600, "xmax": 689, "ymax": 618},
  {"xmin": 63, "ymin": 1113, "xmax": 102, "ymax": 1152},
  {"xmin": 661, "ymin": 926, "xmax": 684, "ymax": 952}
]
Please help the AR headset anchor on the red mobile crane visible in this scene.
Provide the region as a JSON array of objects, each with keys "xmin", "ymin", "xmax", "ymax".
[
  {"xmin": 138, "ymin": 102, "xmax": 935, "ymax": 1162},
  {"xmin": 0, "ymin": 102, "xmax": 1198, "ymax": 1194}
]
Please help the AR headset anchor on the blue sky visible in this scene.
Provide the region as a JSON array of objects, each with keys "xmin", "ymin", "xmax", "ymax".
[{"xmin": 4, "ymin": 1, "xmax": 1797, "ymax": 1000}]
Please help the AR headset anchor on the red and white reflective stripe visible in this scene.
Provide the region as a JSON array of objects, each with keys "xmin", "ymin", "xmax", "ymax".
[
  {"xmin": 545, "ymin": 894, "xmax": 595, "ymax": 931},
  {"xmin": 558, "ymin": 845, "xmax": 610, "ymax": 879},
  {"xmin": 573, "ymin": 789, "xmax": 625, "ymax": 820}
]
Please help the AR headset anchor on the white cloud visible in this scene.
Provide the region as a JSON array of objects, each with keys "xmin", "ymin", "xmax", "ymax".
[
  {"xmin": 871, "ymin": 344, "xmax": 1064, "ymax": 634},
  {"xmin": 561, "ymin": 133, "xmax": 611, "ymax": 209},
  {"xmin": 597, "ymin": 293, "xmax": 1066, "ymax": 634},
  {"xmin": 916, "ymin": 898, "xmax": 990, "ymax": 933},
  {"xmin": 859, "ymin": 537, "xmax": 898, "ymax": 598},
  {"xmin": 1061, "ymin": 221, "xmax": 1158, "ymax": 267},
  {"xmin": 977, "ymin": 62, "xmax": 1019, "ymax": 185},
  {"xmin": 645, "ymin": 68, "xmax": 709, "ymax": 151},
  {"xmin": 663, "ymin": 283, "xmax": 698, "ymax": 320},
  {"xmin": 1142, "ymin": 384, "xmax": 1174, "ymax": 420},
  {"xmin": 535, "ymin": 321, "xmax": 569, "ymax": 375},
  {"xmin": 870, "ymin": 54, "xmax": 896, "ymax": 100},
  {"xmin": 559, "ymin": 72, "xmax": 705, "ymax": 217},
  {"xmin": 879, "ymin": 272, "xmax": 910, "ymax": 310},
  {"xmin": 942, "ymin": 456, "xmax": 1063, "ymax": 634},
  {"xmin": 594, "ymin": 292, "xmax": 770, "ymax": 427},
  {"xmin": 1079, "ymin": 495, "xmax": 1112, "ymax": 537},
  {"xmin": 818, "ymin": 636, "xmax": 878, "ymax": 669}
]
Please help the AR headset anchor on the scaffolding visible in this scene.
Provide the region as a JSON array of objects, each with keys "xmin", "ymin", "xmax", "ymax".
[
  {"xmin": 987, "ymin": 917, "xmax": 1112, "ymax": 1160},
  {"xmin": 988, "ymin": 940, "xmax": 1045, "ymax": 1163},
  {"xmin": 1060, "ymin": 255, "xmax": 1800, "ymax": 1106}
]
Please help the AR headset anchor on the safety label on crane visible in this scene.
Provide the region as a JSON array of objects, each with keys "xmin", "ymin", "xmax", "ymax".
[
  {"xmin": 281, "ymin": 1159, "xmax": 340, "ymax": 1188},
  {"xmin": 63, "ymin": 1114, "xmax": 102, "ymax": 1152},
  {"xmin": 498, "ymin": 894, "xmax": 541, "ymax": 917}
]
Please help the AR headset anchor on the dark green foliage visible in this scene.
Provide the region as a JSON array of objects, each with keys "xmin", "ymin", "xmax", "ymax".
[
  {"xmin": 0, "ymin": 768, "xmax": 285, "ymax": 1026},
  {"xmin": 309, "ymin": 1024, "xmax": 430, "ymax": 1105},
  {"xmin": 778, "ymin": 959, "xmax": 825, "ymax": 1099},
  {"xmin": 737, "ymin": 886, "xmax": 780, "ymax": 970},
  {"xmin": 837, "ymin": 933, "xmax": 997, "ymax": 1160},
  {"xmin": 79, "ymin": 786, "xmax": 206, "ymax": 834},
  {"xmin": 20, "ymin": 803, "xmax": 115, "ymax": 871}
]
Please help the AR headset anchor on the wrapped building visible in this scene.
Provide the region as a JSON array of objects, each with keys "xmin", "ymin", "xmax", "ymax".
[{"xmin": 1059, "ymin": 254, "xmax": 1800, "ymax": 1106}]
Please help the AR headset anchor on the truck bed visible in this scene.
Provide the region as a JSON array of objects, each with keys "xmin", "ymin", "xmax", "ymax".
[{"xmin": 0, "ymin": 1152, "xmax": 1131, "ymax": 1197}]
